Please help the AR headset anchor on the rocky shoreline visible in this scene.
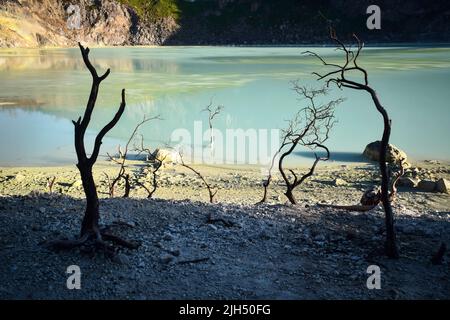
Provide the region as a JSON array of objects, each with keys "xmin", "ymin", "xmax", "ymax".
[
  {"xmin": 1, "ymin": 159, "xmax": 449, "ymax": 209},
  {"xmin": 0, "ymin": 160, "xmax": 449, "ymax": 299}
]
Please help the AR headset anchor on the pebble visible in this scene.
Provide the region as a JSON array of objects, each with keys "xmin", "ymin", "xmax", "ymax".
[
  {"xmin": 208, "ymin": 224, "xmax": 218, "ymax": 231},
  {"xmin": 159, "ymin": 254, "xmax": 174, "ymax": 264},
  {"xmin": 113, "ymin": 253, "xmax": 130, "ymax": 265},
  {"xmin": 314, "ymin": 234, "xmax": 326, "ymax": 242},
  {"xmin": 162, "ymin": 232, "xmax": 174, "ymax": 241}
]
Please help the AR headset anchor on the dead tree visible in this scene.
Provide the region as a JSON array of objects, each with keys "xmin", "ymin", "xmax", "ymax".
[
  {"xmin": 105, "ymin": 115, "xmax": 160, "ymax": 198},
  {"xmin": 259, "ymin": 151, "xmax": 278, "ymax": 203},
  {"xmin": 202, "ymin": 101, "xmax": 224, "ymax": 153},
  {"xmin": 46, "ymin": 43, "xmax": 138, "ymax": 251},
  {"xmin": 304, "ymin": 28, "xmax": 399, "ymax": 258},
  {"xmin": 46, "ymin": 176, "xmax": 56, "ymax": 193},
  {"xmin": 177, "ymin": 150, "xmax": 217, "ymax": 203},
  {"xmin": 259, "ymin": 134, "xmax": 290, "ymax": 203},
  {"xmin": 134, "ymin": 135, "xmax": 166, "ymax": 199},
  {"xmin": 278, "ymin": 85, "xmax": 342, "ymax": 205}
]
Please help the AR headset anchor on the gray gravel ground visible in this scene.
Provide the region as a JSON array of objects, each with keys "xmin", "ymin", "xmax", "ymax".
[{"xmin": 0, "ymin": 193, "xmax": 449, "ymax": 299}]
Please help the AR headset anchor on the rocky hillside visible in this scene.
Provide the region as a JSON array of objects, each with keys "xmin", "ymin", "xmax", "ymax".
[
  {"xmin": 1, "ymin": 0, "xmax": 450, "ymax": 48},
  {"xmin": 0, "ymin": 0, "xmax": 178, "ymax": 48},
  {"xmin": 170, "ymin": 0, "xmax": 450, "ymax": 45}
]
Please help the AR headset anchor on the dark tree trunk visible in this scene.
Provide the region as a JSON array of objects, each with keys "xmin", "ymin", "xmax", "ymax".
[
  {"xmin": 260, "ymin": 181, "xmax": 269, "ymax": 203},
  {"xmin": 285, "ymin": 188, "xmax": 297, "ymax": 205},
  {"xmin": 123, "ymin": 174, "xmax": 131, "ymax": 198},
  {"xmin": 369, "ymin": 89, "xmax": 399, "ymax": 259},
  {"xmin": 79, "ymin": 164, "xmax": 100, "ymax": 237},
  {"xmin": 259, "ymin": 148, "xmax": 280, "ymax": 204}
]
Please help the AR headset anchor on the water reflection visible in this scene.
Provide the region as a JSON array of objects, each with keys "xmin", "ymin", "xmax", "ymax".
[{"xmin": 0, "ymin": 46, "xmax": 450, "ymax": 165}]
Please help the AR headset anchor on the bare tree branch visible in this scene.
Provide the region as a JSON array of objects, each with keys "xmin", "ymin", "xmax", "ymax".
[
  {"xmin": 176, "ymin": 149, "xmax": 217, "ymax": 203},
  {"xmin": 202, "ymin": 100, "xmax": 224, "ymax": 151},
  {"xmin": 106, "ymin": 115, "xmax": 161, "ymax": 198},
  {"xmin": 276, "ymin": 85, "xmax": 342, "ymax": 204}
]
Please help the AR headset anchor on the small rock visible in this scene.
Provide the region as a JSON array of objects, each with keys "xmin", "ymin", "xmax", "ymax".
[
  {"xmin": 162, "ymin": 232, "xmax": 174, "ymax": 241},
  {"xmin": 417, "ymin": 180, "xmax": 436, "ymax": 192},
  {"xmin": 436, "ymin": 178, "xmax": 449, "ymax": 194},
  {"xmin": 259, "ymin": 230, "xmax": 272, "ymax": 240},
  {"xmin": 314, "ymin": 234, "xmax": 326, "ymax": 242},
  {"xmin": 349, "ymin": 274, "xmax": 359, "ymax": 281},
  {"xmin": 160, "ymin": 254, "xmax": 174, "ymax": 264},
  {"xmin": 113, "ymin": 253, "xmax": 130, "ymax": 265},
  {"xmin": 39, "ymin": 207, "xmax": 46, "ymax": 213},
  {"xmin": 360, "ymin": 186, "xmax": 381, "ymax": 206},
  {"xmin": 170, "ymin": 249, "xmax": 181, "ymax": 257},
  {"xmin": 15, "ymin": 174, "xmax": 26, "ymax": 182},
  {"xmin": 333, "ymin": 178, "xmax": 347, "ymax": 186},
  {"xmin": 208, "ymin": 224, "xmax": 218, "ymax": 231}
]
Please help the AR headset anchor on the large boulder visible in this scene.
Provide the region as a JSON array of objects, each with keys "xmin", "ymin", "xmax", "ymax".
[
  {"xmin": 363, "ymin": 141, "xmax": 408, "ymax": 165},
  {"xmin": 360, "ymin": 186, "xmax": 381, "ymax": 206},
  {"xmin": 436, "ymin": 178, "xmax": 450, "ymax": 194},
  {"xmin": 417, "ymin": 180, "xmax": 436, "ymax": 192},
  {"xmin": 150, "ymin": 148, "xmax": 175, "ymax": 164}
]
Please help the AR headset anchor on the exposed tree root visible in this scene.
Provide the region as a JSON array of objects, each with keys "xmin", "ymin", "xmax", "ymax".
[
  {"xmin": 44, "ymin": 228, "xmax": 140, "ymax": 254},
  {"xmin": 101, "ymin": 233, "xmax": 140, "ymax": 249},
  {"xmin": 44, "ymin": 233, "xmax": 91, "ymax": 250}
]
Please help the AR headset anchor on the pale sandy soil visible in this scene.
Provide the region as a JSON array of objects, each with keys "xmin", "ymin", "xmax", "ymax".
[{"xmin": 1, "ymin": 159, "xmax": 449, "ymax": 211}]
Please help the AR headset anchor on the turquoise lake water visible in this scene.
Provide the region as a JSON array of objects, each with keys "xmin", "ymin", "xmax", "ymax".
[{"xmin": 0, "ymin": 46, "xmax": 449, "ymax": 166}]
